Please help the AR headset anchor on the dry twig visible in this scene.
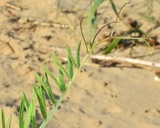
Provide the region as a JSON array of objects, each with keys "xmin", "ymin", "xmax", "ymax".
[
  {"xmin": 0, "ymin": 0, "xmax": 21, "ymax": 11},
  {"xmin": 39, "ymin": 45, "xmax": 160, "ymax": 69},
  {"xmin": 90, "ymin": 55, "xmax": 160, "ymax": 68},
  {"xmin": 33, "ymin": 21, "xmax": 69, "ymax": 28}
]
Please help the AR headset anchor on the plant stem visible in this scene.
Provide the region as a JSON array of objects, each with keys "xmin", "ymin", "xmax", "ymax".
[{"xmin": 39, "ymin": 52, "xmax": 91, "ymax": 128}]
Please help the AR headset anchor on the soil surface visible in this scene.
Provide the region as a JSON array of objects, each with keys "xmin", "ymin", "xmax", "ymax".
[{"xmin": 0, "ymin": 0, "xmax": 160, "ymax": 128}]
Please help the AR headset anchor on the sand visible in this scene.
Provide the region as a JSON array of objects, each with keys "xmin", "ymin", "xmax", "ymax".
[{"xmin": 0, "ymin": 0, "xmax": 160, "ymax": 128}]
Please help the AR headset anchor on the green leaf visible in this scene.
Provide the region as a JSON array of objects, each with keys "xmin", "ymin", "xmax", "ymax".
[
  {"xmin": 22, "ymin": 90, "xmax": 37, "ymax": 128},
  {"xmin": 40, "ymin": 86, "xmax": 45, "ymax": 105},
  {"xmin": 66, "ymin": 45, "xmax": 78, "ymax": 68},
  {"xmin": 31, "ymin": 89, "xmax": 37, "ymax": 128},
  {"xmin": 22, "ymin": 92, "xmax": 30, "ymax": 110},
  {"xmin": 7, "ymin": 114, "xmax": 12, "ymax": 128},
  {"xmin": 1, "ymin": 110, "xmax": 12, "ymax": 128},
  {"xmin": 59, "ymin": 69, "xmax": 66, "ymax": 91},
  {"xmin": 34, "ymin": 84, "xmax": 47, "ymax": 119},
  {"xmin": 43, "ymin": 65, "xmax": 60, "ymax": 89},
  {"xmin": 1, "ymin": 109, "xmax": 5, "ymax": 128},
  {"xmin": 109, "ymin": 0, "xmax": 118, "ymax": 15},
  {"xmin": 103, "ymin": 38, "xmax": 121, "ymax": 54},
  {"xmin": 36, "ymin": 72, "xmax": 54, "ymax": 96},
  {"xmin": 76, "ymin": 42, "xmax": 81, "ymax": 67},
  {"xmin": 19, "ymin": 98, "xmax": 24, "ymax": 128},
  {"xmin": 87, "ymin": 0, "xmax": 104, "ymax": 43},
  {"xmin": 31, "ymin": 116, "xmax": 37, "ymax": 128},
  {"xmin": 68, "ymin": 57, "xmax": 73, "ymax": 79},
  {"xmin": 36, "ymin": 72, "xmax": 56, "ymax": 104},
  {"xmin": 52, "ymin": 53, "xmax": 70, "ymax": 78},
  {"xmin": 45, "ymin": 73, "xmax": 56, "ymax": 105},
  {"xmin": 24, "ymin": 101, "xmax": 34, "ymax": 128}
]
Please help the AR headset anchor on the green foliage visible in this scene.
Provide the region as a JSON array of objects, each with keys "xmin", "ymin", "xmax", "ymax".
[
  {"xmin": 109, "ymin": 0, "xmax": 118, "ymax": 15},
  {"xmin": 87, "ymin": 0, "xmax": 104, "ymax": 47},
  {"xmin": 7, "ymin": 115, "xmax": 12, "ymax": 128},
  {"xmin": 66, "ymin": 45, "xmax": 78, "ymax": 68},
  {"xmin": 59, "ymin": 68, "xmax": 66, "ymax": 91},
  {"xmin": 34, "ymin": 83, "xmax": 47, "ymax": 119},
  {"xmin": 43, "ymin": 64, "xmax": 60, "ymax": 89},
  {"xmin": 1, "ymin": 109, "xmax": 5, "ymax": 128},
  {"xmin": 5, "ymin": 40, "xmax": 82, "ymax": 128},
  {"xmin": 44, "ymin": 73, "xmax": 56, "ymax": 105},
  {"xmin": 19, "ymin": 98, "xmax": 24, "ymax": 128},
  {"xmin": 52, "ymin": 53, "xmax": 70, "ymax": 78},
  {"xmin": 68, "ymin": 56, "xmax": 74, "ymax": 79},
  {"xmin": 76, "ymin": 42, "xmax": 81, "ymax": 67},
  {"xmin": 35, "ymin": 73, "xmax": 56, "ymax": 105},
  {"xmin": 103, "ymin": 38, "xmax": 121, "ymax": 54},
  {"xmin": 23, "ymin": 101, "xmax": 34, "ymax": 128},
  {"xmin": 1, "ymin": 109, "xmax": 12, "ymax": 128},
  {"xmin": 22, "ymin": 92, "xmax": 30, "ymax": 110}
]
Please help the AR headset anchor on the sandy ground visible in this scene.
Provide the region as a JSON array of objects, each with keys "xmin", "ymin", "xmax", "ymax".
[{"xmin": 0, "ymin": 0, "xmax": 160, "ymax": 128}]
